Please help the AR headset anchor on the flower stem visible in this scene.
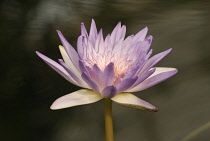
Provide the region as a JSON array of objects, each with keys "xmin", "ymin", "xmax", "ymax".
[{"xmin": 104, "ymin": 99, "xmax": 114, "ymax": 141}]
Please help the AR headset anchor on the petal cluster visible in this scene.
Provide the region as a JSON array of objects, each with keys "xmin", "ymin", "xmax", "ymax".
[{"xmin": 36, "ymin": 19, "xmax": 177, "ymax": 111}]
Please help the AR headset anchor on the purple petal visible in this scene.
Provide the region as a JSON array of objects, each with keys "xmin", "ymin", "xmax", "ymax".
[
  {"xmin": 105, "ymin": 34, "xmax": 112, "ymax": 51},
  {"xmin": 134, "ymin": 36, "xmax": 153, "ymax": 56},
  {"xmin": 140, "ymin": 35, "xmax": 153, "ymax": 53},
  {"xmin": 111, "ymin": 22, "xmax": 122, "ymax": 44},
  {"xmin": 123, "ymin": 66, "xmax": 140, "ymax": 79},
  {"xmin": 94, "ymin": 29, "xmax": 103, "ymax": 53},
  {"xmin": 133, "ymin": 59, "xmax": 147, "ymax": 75},
  {"xmin": 36, "ymin": 51, "xmax": 81, "ymax": 86},
  {"xmin": 140, "ymin": 48, "xmax": 172, "ymax": 74},
  {"xmin": 88, "ymin": 64, "xmax": 103, "ymax": 88},
  {"xmin": 116, "ymin": 77, "xmax": 138, "ymax": 93},
  {"xmin": 51, "ymin": 89, "xmax": 103, "ymax": 110},
  {"xmin": 133, "ymin": 27, "xmax": 148, "ymax": 43},
  {"xmin": 81, "ymin": 72, "xmax": 100, "ymax": 93},
  {"xmin": 56, "ymin": 30, "xmax": 80, "ymax": 72},
  {"xmin": 128, "ymin": 67, "xmax": 178, "ymax": 92},
  {"xmin": 89, "ymin": 19, "xmax": 98, "ymax": 43},
  {"xmin": 92, "ymin": 64, "xmax": 102, "ymax": 75},
  {"xmin": 77, "ymin": 35, "xmax": 85, "ymax": 57},
  {"xmin": 102, "ymin": 86, "xmax": 117, "ymax": 98},
  {"xmin": 127, "ymin": 41, "xmax": 141, "ymax": 55},
  {"xmin": 58, "ymin": 59, "xmax": 87, "ymax": 87},
  {"xmin": 129, "ymin": 68, "xmax": 156, "ymax": 90},
  {"xmin": 120, "ymin": 25, "xmax": 126, "ymax": 40},
  {"xmin": 111, "ymin": 92, "xmax": 158, "ymax": 111},
  {"xmin": 144, "ymin": 49, "xmax": 153, "ymax": 61},
  {"xmin": 79, "ymin": 60, "xmax": 88, "ymax": 73},
  {"xmin": 98, "ymin": 29, "xmax": 105, "ymax": 54},
  {"xmin": 112, "ymin": 39, "xmax": 123, "ymax": 56},
  {"xmin": 81, "ymin": 22, "xmax": 88, "ymax": 36},
  {"xmin": 121, "ymin": 35, "xmax": 134, "ymax": 55},
  {"xmin": 103, "ymin": 62, "xmax": 115, "ymax": 87}
]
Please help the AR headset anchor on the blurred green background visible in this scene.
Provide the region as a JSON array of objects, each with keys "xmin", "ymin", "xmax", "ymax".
[{"xmin": 1, "ymin": 0, "xmax": 210, "ymax": 141}]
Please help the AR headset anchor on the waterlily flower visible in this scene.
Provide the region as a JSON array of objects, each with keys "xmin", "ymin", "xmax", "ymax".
[{"xmin": 36, "ymin": 19, "xmax": 177, "ymax": 112}]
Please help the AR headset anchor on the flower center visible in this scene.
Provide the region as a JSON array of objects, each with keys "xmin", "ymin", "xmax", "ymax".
[{"xmin": 84, "ymin": 51, "xmax": 134, "ymax": 78}]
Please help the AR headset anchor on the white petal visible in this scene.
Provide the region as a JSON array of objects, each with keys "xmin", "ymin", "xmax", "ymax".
[
  {"xmin": 59, "ymin": 45, "xmax": 82, "ymax": 78},
  {"xmin": 148, "ymin": 67, "xmax": 177, "ymax": 78},
  {"xmin": 111, "ymin": 93, "xmax": 158, "ymax": 111},
  {"xmin": 51, "ymin": 89, "xmax": 103, "ymax": 110}
]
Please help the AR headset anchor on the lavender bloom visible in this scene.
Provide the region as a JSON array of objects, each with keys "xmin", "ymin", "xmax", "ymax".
[{"xmin": 36, "ymin": 19, "xmax": 177, "ymax": 111}]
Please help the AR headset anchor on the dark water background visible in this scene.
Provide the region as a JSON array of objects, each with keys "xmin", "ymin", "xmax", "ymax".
[{"xmin": 1, "ymin": 0, "xmax": 210, "ymax": 141}]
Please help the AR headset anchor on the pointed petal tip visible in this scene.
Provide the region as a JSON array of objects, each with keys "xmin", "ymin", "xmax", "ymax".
[
  {"xmin": 35, "ymin": 51, "xmax": 44, "ymax": 58},
  {"xmin": 174, "ymin": 68, "xmax": 178, "ymax": 74},
  {"xmin": 140, "ymin": 26, "xmax": 148, "ymax": 33},
  {"xmin": 140, "ymin": 104, "xmax": 159, "ymax": 112},
  {"xmin": 50, "ymin": 97, "xmax": 65, "ymax": 110},
  {"xmin": 93, "ymin": 64, "xmax": 98, "ymax": 67},
  {"xmin": 152, "ymin": 107, "xmax": 159, "ymax": 112},
  {"xmin": 168, "ymin": 48, "xmax": 173, "ymax": 52},
  {"xmin": 108, "ymin": 62, "xmax": 114, "ymax": 66},
  {"xmin": 56, "ymin": 30, "xmax": 63, "ymax": 37},
  {"xmin": 146, "ymin": 35, "xmax": 153, "ymax": 41},
  {"xmin": 56, "ymin": 30, "xmax": 61, "ymax": 33},
  {"xmin": 50, "ymin": 104, "xmax": 58, "ymax": 110},
  {"xmin": 91, "ymin": 19, "xmax": 96, "ymax": 23},
  {"xmin": 104, "ymin": 62, "xmax": 114, "ymax": 72},
  {"xmin": 150, "ymin": 67, "xmax": 156, "ymax": 73},
  {"xmin": 35, "ymin": 51, "xmax": 40, "ymax": 55},
  {"xmin": 58, "ymin": 59, "xmax": 63, "ymax": 63},
  {"xmin": 122, "ymin": 25, "xmax": 126, "ymax": 28},
  {"xmin": 99, "ymin": 28, "xmax": 103, "ymax": 33},
  {"xmin": 160, "ymin": 48, "xmax": 173, "ymax": 58},
  {"xmin": 58, "ymin": 45, "xmax": 63, "ymax": 48}
]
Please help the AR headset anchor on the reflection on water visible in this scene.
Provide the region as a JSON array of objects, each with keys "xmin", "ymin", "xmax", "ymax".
[{"xmin": 1, "ymin": 0, "xmax": 210, "ymax": 141}]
